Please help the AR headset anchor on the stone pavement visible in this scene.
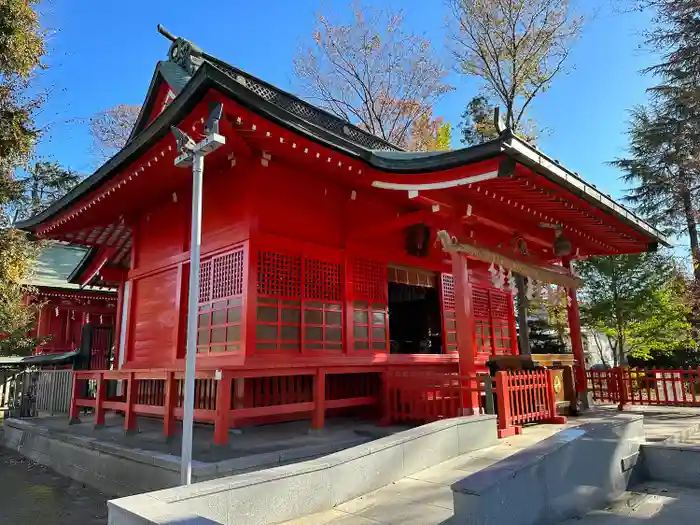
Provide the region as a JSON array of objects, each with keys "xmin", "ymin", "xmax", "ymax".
[
  {"xmin": 282, "ymin": 424, "xmax": 574, "ymax": 525},
  {"xmin": 560, "ymin": 482, "xmax": 700, "ymax": 524},
  {"xmin": 284, "ymin": 406, "xmax": 700, "ymax": 525},
  {"xmin": 29, "ymin": 413, "xmax": 406, "ymax": 462},
  {"xmin": 0, "ymin": 445, "xmax": 107, "ymax": 524}
]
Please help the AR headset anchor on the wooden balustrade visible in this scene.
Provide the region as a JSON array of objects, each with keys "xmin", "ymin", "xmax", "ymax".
[
  {"xmin": 383, "ymin": 370, "xmax": 488, "ymax": 424},
  {"xmin": 588, "ymin": 367, "xmax": 700, "ymax": 409},
  {"xmin": 69, "ymin": 367, "xmax": 383, "ymax": 444},
  {"xmin": 494, "ymin": 369, "xmax": 567, "ymax": 438}
]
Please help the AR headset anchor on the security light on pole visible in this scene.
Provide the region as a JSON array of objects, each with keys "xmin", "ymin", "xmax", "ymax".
[{"xmin": 171, "ymin": 102, "xmax": 226, "ymax": 485}]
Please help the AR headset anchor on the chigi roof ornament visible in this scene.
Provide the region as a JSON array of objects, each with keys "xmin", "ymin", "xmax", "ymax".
[{"xmin": 158, "ymin": 24, "xmax": 203, "ymax": 75}]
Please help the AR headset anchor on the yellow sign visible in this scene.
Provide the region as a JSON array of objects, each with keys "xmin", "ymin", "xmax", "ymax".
[{"xmin": 553, "ymin": 376, "xmax": 563, "ymax": 395}]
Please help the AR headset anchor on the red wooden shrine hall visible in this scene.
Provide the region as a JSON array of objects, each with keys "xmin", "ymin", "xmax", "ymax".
[
  {"xmin": 23, "ymin": 243, "xmax": 116, "ymax": 368},
  {"xmin": 17, "ymin": 29, "xmax": 668, "ymax": 425}
]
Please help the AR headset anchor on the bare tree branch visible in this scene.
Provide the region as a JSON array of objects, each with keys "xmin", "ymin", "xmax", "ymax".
[{"xmin": 293, "ymin": 2, "xmax": 453, "ymax": 149}]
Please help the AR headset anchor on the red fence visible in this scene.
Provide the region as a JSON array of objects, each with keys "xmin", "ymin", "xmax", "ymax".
[
  {"xmin": 588, "ymin": 367, "xmax": 700, "ymax": 408},
  {"xmin": 495, "ymin": 369, "xmax": 566, "ymax": 438},
  {"xmin": 70, "ymin": 365, "xmax": 569, "ymax": 444},
  {"xmin": 383, "ymin": 370, "xmax": 488, "ymax": 424},
  {"xmin": 70, "ymin": 367, "xmax": 382, "ymax": 445}
]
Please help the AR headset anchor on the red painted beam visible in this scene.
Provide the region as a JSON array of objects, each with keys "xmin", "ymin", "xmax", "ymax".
[
  {"xmin": 346, "ymin": 208, "xmax": 441, "ymax": 241},
  {"xmin": 77, "ymin": 246, "xmax": 116, "ymax": 287},
  {"xmin": 96, "ymin": 265, "xmax": 127, "ymax": 284}
]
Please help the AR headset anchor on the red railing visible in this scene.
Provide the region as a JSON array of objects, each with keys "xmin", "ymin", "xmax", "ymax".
[
  {"xmin": 495, "ymin": 369, "xmax": 566, "ymax": 438},
  {"xmin": 588, "ymin": 367, "xmax": 700, "ymax": 408},
  {"xmin": 384, "ymin": 370, "xmax": 488, "ymax": 424},
  {"xmin": 69, "ymin": 367, "xmax": 382, "ymax": 445}
]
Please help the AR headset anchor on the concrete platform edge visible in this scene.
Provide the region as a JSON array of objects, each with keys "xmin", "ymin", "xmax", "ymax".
[{"xmin": 107, "ymin": 414, "xmax": 497, "ymax": 525}]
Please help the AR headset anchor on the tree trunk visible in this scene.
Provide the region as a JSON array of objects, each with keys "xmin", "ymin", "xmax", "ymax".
[{"xmin": 681, "ymin": 188, "xmax": 700, "ymax": 282}]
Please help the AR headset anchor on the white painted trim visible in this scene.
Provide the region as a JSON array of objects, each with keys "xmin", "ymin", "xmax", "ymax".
[
  {"xmin": 118, "ymin": 281, "xmax": 130, "ymax": 370},
  {"xmin": 371, "ymin": 170, "xmax": 499, "ymax": 191}
]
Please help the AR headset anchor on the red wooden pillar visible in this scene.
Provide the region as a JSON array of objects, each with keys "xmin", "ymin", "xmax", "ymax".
[
  {"xmin": 214, "ymin": 372, "xmax": 233, "ymax": 445},
  {"xmin": 94, "ymin": 373, "xmax": 106, "ymax": 428},
  {"xmin": 563, "ymin": 259, "xmax": 587, "ymax": 394},
  {"xmin": 312, "ymin": 368, "xmax": 326, "ymax": 429},
  {"xmin": 163, "ymin": 372, "xmax": 177, "ymax": 438},
  {"xmin": 451, "ymin": 252, "xmax": 480, "ymax": 414},
  {"xmin": 124, "ymin": 372, "xmax": 138, "ymax": 433},
  {"xmin": 69, "ymin": 373, "xmax": 81, "ymax": 423}
]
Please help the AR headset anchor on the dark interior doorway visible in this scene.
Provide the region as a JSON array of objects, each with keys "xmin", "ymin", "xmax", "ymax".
[{"xmin": 388, "ymin": 282, "xmax": 442, "ymax": 354}]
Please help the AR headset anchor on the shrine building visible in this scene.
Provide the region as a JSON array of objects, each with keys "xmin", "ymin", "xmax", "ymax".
[
  {"xmin": 22, "ymin": 242, "xmax": 116, "ymax": 368},
  {"xmin": 17, "ymin": 28, "xmax": 668, "ymax": 428}
]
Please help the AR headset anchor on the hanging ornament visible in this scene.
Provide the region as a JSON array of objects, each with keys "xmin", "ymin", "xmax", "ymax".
[
  {"xmin": 526, "ymin": 278, "xmax": 536, "ymax": 301},
  {"xmin": 507, "ymin": 270, "xmax": 518, "ymax": 295},
  {"xmin": 100, "ymin": 315, "xmax": 104, "ymax": 324},
  {"xmin": 86, "ymin": 313, "xmax": 90, "ymax": 324},
  {"xmin": 488, "ymin": 262, "xmax": 498, "ymax": 279},
  {"xmin": 489, "ymin": 263, "xmax": 499, "ymax": 288},
  {"xmin": 71, "ymin": 310, "xmax": 75, "ymax": 320},
  {"xmin": 497, "ymin": 265, "xmax": 506, "ymax": 290},
  {"xmin": 54, "ymin": 306, "xmax": 59, "ymax": 317}
]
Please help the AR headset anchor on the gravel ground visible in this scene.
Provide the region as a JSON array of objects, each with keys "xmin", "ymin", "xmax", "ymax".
[{"xmin": 0, "ymin": 447, "xmax": 107, "ymax": 525}]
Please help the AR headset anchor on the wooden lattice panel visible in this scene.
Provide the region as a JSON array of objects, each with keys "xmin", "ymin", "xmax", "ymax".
[
  {"xmin": 472, "ymin": 288, "xmax": 491, "ymax": 319},
  {"xmin": 304, "ymin": 259, "xmax": 341, "ymax": 301},
  {"xmin": 257, "ymin": 251, "xmax": 301, "ymax": 298},
  {"xmin": 199, "ymin": 260, "xmax": 212, "ymax": 303},
  {"xmin": 351, "ymin": 258, "xmax": 387, "ymax": 303},
  {"xmin": 440, "ymin": 273, "xmax": 455, "ymax": 310},
  {"xmin": 490, "ymin": 291, "xmax": 511, "ymax": 320},
  {"xmin": 212, "ymin": 249, "xmax": 245, "ymax": 300}
]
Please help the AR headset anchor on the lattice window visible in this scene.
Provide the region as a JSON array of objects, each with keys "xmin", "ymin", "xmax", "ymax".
[
  {"xmin": 352, "ymin": 301, "xmax": 388, "ymax": 351},
  {"xmin": 441, "ymin": 273, "xmax": 455, "ymax": 310},
  {"xmin": 197, "ymin": 297, "xmax": 243, "ymax": 353},
  {"xmin": 493, "ymin": 321, "xmax": 512, "ymax": 355},
  {"xmin": 303, "ymin": 302, "xmax": 343, "ymax": 351},
  {"xmin": 212, "ymin": 249, "xmax": 244, "ymax": 299},
  {"xmin": 199, "ymin": 260, "xmax": 212, "ymax": 303},
  {"xmin": 255, "ymin": 297, "xmax": 301, "ymax": 351},
  {"xmin": 304, "ymin": 259, "xmax": 341, "ymax": 301},
  {"xmin": 440, "ymin": 273, "xmax": 457, "ymax": 353},
  {"xmin": 196, "ymin": 246, "xmax": 245, "ymax": 355},
  {"xmin": 475, "ymin": 319, "xmax": 493, "ymax": 354},
  {"xmin": 257, "ymin": 251, "xmax": 301, "ymax": 298},
  {"xmin": 352, "ymin": 258, "xmax": 387, "ymax": 302},
  {"xmin": 490, "ymin": 291, "xmax": 511, "ymax": 320},
  {"xmin": 472, "ymin": 288, "xmax": 491, "ymax": 319}
]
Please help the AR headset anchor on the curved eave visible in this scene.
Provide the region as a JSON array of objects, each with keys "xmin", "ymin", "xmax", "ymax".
[{"xmin": 17, "ymin": 62, "xmax": 670, "ymax": 250}]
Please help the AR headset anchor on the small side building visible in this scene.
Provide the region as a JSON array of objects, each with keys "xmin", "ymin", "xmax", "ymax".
[{"xmin": 24, "ymin": 242, "xmax": 117, "ymax": 369}]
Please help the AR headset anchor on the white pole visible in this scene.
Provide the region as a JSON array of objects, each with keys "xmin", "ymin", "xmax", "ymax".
[{"xmin": 180, "ymin": 151, "xmax": 204, "ymax": 485}]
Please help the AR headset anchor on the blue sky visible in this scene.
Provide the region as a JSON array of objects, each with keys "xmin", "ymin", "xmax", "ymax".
[{"xmin": 35, "ymin": 1, "xmax": 661, "ymax": 232}]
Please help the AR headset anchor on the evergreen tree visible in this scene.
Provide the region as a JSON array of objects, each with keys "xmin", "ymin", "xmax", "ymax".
[
  {"xmin": 459, "ymin": 96, "xmax": 499, "ymax": 146},
  {"xmin": 0, "ymin": 0, "xmax": 47, "ymax": 355},
  {"xmin": 6, "ymin": 161, "xmax": 80, "ymax": 223}
]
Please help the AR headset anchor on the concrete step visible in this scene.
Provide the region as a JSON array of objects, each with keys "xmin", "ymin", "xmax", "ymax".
[{"xmin": 558, "ymin": 482, "xmax": 700, "ymax": 524}]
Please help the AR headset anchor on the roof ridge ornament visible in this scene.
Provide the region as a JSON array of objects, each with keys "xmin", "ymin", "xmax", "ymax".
[{"xmin": 158, "ymin": 24, "xmax": 203, "ymax": 76}]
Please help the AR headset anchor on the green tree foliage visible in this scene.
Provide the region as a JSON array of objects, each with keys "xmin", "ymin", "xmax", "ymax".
[
  {"xmin": 5, "ymin": 161, "xmax": 80, "ymax": 223},
  {"xmin": 293, "ymin": 2, "xmax": 453, "ymax": 148},
  {"xmin": 459, "ymin": 95, "xmax": 499, "ymax": 146},
  {"xmin": 436, "ymin": 123, "xmax": 452, "ymax": 150},
  {"xmin": 577, "ymin": 253, "xmax": 693, "ymax": 366},
  {"xmin": 0, "ymin": 0, "xmax": 47, "ymax": 355},
  {"xmin": 448, "ymin": 0, "xmax": 582, "ymax": 139}
]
